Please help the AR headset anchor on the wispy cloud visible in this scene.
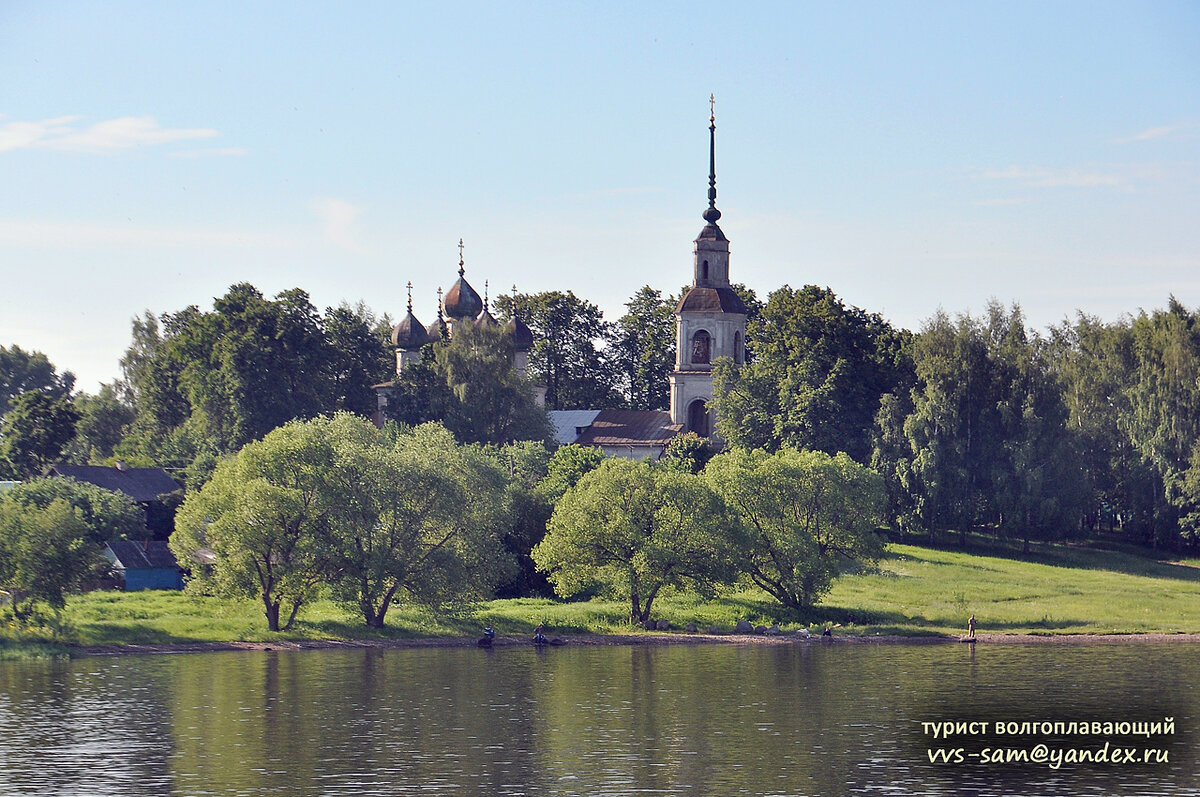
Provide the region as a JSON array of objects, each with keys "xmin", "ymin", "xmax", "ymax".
[
  {"xmin": 0, "ymin": 115, "xmax": 231, "ymax": 154},
  {"xmin": 1115, "ymin": 125, "xmax": 1179, "ymax": 144},
  {"xmin": 977, "ymin": 166, "xmax": 1122, "ymax": 188},
  {"xmin": 311, "ymin": 197, "xmax": 368, "ymax": 254}
]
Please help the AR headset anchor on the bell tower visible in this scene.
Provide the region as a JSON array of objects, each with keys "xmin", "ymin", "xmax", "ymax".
[{"xmin": 669, "ymin": 97, "xmax": 747, "ymax": 437}]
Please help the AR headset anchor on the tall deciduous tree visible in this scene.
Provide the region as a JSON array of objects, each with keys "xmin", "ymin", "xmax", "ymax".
[
  {"xmin": 0, "ymin": 391, "xmax": 80, "ymax": 479},
  {"xmin": 3, "ymin": 477, "xmax": 147, "ymax": 544},
  {"xmin": 0, "ymin": 345, "xmax": 75, "ymax": 417},
  {"xmin": 494, "ymin": 290, "xmax": 619, "ymax": 409},
  {"xmin": 611, "ymin": 286, "xmax": 675, "ymax": 411},
  {"xmin": 172, "ymin": 416, "xmax": 343, "ymax": 631},
  {"xmin": 323, "ymin": 420, "xmax": 509, "ymax": 627},
  {"xmin": 533, "ymin": 458, "xmax": 741, "ymax": 624},
  {"xmin": 712, "ymin": 285, "xmax": 911, "ymax": 462},
  {"xmin": 705, "ymin": 447, "xmax": 885, "ymax": 610},
  {"xmin": 62, "ymin": 382, "xmax": 136, "ymax": 463}
]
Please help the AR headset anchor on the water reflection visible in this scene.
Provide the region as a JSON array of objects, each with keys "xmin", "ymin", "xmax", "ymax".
[{"xmin": 0, "ymin": 642, "xmax": 1198, "ymax": 796}]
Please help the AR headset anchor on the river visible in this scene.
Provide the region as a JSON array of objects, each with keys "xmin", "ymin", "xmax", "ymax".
[{"xmin": 1, "ymin": 641, "xmax": 1197, "ymax": 796}]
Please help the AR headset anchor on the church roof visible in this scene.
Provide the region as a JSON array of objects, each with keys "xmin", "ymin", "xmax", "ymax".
[
  {"xmin": 574, "ymin": 410, "xmax": 682, "ymax": 447},
  {"xmin": 391, "ymin": 310, "xmax": 430, "ymax": 350},
  {"xmin": 675, "ymin": 286, "xmax": 747, "ymax": 315},
  {"xmin": 695, "ymin": 222, "xmax": 727, "ymax": 242}
]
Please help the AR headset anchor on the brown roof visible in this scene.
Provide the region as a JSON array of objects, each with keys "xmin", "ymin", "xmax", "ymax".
[
  {"xmin": 49, "ymin": 464, "xmax": 181, "ymax": 503},
  {"xmin": 675, "ymin": 286, "xmax": 748, "ymax": 315},
  {"xmin": 695, "ymin": 222, "xmax": 728, "ymax": 242},
  {"xmin": 575, "ymin": 410, "xmax": 682, "ymax": 447}
]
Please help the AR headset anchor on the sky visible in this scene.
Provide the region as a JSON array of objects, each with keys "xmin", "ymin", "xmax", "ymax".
[{"xmin": 1, "ymin": 1, "xmax": 1198, "ymax": 391}]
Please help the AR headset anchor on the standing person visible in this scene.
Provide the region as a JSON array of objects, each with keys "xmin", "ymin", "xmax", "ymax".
[{"xmin": 967, "ymin": 614, "xmax": 977, "ymax": 639}]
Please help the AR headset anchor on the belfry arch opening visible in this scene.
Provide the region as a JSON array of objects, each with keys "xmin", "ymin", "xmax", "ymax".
[
  {"xmin": 691, "ymin": 329, "xmax": 711, "ymax": 364},
  {"xmin": 687, "ymin": 399, "xmax": 710, "ymax": 437},
  {"xmin": 701, "ymin": 260, "xmax": 709, "ymax": 280}
]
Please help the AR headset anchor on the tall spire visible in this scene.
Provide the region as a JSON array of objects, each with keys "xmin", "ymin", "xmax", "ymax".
[
  {"xmin": 458, "ymin": 238, "xmax": 466, "ymax": 277},
  {"xmin": 406, "ymin": 280, "xmax": 413, "ymax": 313},
  {"xmin": 703, "ymin": 94, "xmax": 721, "ymax": 224}
]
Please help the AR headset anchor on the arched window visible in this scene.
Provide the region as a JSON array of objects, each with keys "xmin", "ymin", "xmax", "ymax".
[
  {"xmin": 733, "ymin": 330, "xmax": 743, "ymax": 364},
  {"xmin": 691, "ymin": 330, "xmax": 711, "ymax": 364},
  {"xmin": 687, "ymin": 399, "xmax": 709, "ymax": 437},
  {"xmin": 701, "ymin": 260, "xmax": 709, "ymax": 281}
]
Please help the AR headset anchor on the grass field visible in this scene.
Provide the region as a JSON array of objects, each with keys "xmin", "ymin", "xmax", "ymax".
[{"xmin": 4, "ymin": 534, "xmax": 1200, "ymax": 658}]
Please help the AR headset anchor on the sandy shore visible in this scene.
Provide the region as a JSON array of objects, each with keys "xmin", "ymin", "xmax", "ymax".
[{"xmin": 74, "ymin": 631, "xmax": 1200, "ymax": 657}]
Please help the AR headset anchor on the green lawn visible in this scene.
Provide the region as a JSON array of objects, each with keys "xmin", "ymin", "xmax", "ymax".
[{"xmin": 5, "ymin": 537, "xmax": 1200, "ymax": 658}]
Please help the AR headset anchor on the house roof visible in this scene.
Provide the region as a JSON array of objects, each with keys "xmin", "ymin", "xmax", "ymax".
[
  {"xmin": 105, "ymin": 540, "xmax": 180, "ymax": 570},
  {"xmin": 48, "ymin": 464, "xmax": 180, "ymax": 503},
  {"xmin": 574, "ymin": 410, "xmax": 682, "ymax": 448},
  {"xmin": 548, "ymin": 409, "xmax": 602, "ymax": 446}
]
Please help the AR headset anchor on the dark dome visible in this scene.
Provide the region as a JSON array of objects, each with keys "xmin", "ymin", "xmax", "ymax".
[
  {"xmin": 443, "ymin": 275, "xmax": 484, "ymax": 320},
  {"xmin": 476, "ymin": 307, "xmax": 499, "ymax": 328},
  {"xmin": 425, "ymin": 316, "xmax": 448, "ymax": 341},
  {"xmin": 675, "ymin": 286, "xmax": 747, "ymax": 315},
  {"xmin": 506, "ymin": 315, "xmax": 534, "ymax": 350},
  {"xmin": 391, "ymin": 310, "xmax": 430, "ymax": 350}
]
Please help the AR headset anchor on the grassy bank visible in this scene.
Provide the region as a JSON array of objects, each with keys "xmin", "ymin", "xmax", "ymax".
[{"xmin": 4, "ymin": 536, "xmax": 1200, "ymax": 658}]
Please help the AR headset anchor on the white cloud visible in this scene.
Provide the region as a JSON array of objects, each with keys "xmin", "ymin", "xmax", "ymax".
[
  {"xmin": 311, "ymin": 197, "xmax": 368, "ymax": 254},
  {"xmin": 1115, "ymin": 125, "xmax": 1178, "ymax": 144},
  {"xmin": 977, "ymin": 166, "xmax": 1122, "ymax": 188},
  {"xmin": 0, "ymin": 114, "xmax": 227, "ymax": 154}
]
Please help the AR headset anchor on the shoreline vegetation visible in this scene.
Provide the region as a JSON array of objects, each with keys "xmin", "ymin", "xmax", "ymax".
[{"xmin": 7, "ymin": 535, "xmax": 1200, "ymax": 660}]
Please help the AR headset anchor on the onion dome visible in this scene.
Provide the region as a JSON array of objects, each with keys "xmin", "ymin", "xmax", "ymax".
[
  {"xmin": 442, "ymin": 238, "xmax": 484, "ymax": 321},
  {"xmin": 476, "ymin": 281, "xmax": 500, "ymax": 327},
  {"xmin": 391, "ymin": 282, "xmax": 430, "ymax": 350},
  {"xmin": 425, "ymin": 287, "xmax": 449, "ymax": 340},
  {"xmin": 505, "ymin": 285, "xmax": 534, "ymax": 350}
]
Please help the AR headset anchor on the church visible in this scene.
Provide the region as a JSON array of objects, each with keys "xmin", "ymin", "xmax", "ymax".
[{"xmin": 377, "ymin": 105, "xmax": 747, "ymax": 459}]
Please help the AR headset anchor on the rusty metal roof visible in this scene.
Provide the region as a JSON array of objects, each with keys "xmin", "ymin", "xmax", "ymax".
[
  {"xmin": 575, "ymin": 410, "xmax": 682, "ymax": 446},
  {"xmin": 695, "ymin": 222, "xmax": 728, "ymax": 242},
  {"xmin": 675, "ymin": 286, "xmax": 747, "ymax": 315}
]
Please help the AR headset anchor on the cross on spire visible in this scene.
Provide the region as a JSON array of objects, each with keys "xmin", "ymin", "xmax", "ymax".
[
  {"xmin": 458, "ymin": 238, "xmax": 465, "ymax": 277},
  {"xmin": 406, "ymin": 280, "xmax": 413, "ymax": 313},
  {"xmin": 704, "ymin": 94, "xmax": 721, "ymax": 223}
]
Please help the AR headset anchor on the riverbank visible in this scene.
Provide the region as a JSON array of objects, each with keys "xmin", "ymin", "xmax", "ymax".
[
  {"xmin": 69, "ymin": 630, "xmax": 1200, "ymax": 658},
  {"xmin": 6, "ymin": 536, "xmax": 1200, "ymax": 661}
]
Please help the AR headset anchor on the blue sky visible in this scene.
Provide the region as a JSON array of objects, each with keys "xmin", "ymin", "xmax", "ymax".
[{"xmin": 2, "ymin": 1, "xmax": 1197, "ymax": 390}]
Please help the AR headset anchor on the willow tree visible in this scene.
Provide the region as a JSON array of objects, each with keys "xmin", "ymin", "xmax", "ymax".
[
  {"xmin": 705, "ymin": 447, "xmax": 885, "ymax": 610},
  {"xmin": 533, "ymin": 458, "xmax": 741, "ymax": 624}
]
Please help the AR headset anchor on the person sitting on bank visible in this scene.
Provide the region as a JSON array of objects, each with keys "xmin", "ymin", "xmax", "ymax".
[{"xmin": 533, "ymin": 623, "xmax": 547, "ymax": 644}]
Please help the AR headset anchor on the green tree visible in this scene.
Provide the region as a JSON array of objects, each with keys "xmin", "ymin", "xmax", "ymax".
[
  {"xmin": 705, "ymin": 448, "xmax": 885, "ymax": 610},
  {"xmin": 0, "ymin": 498, "xmax": 107, "ymax": 624},
  {"xmin": 712, "ymin": 285, "xmax": 911, "ymax": 461},
  {"xmin": 495, "ymin": 290, "xmax": 619, "ymax": 409},
  {"xmin": 61, "ymin": 382, "xmax": 136, "ymax": 463},
  {"xmin": 0, "ymin": 391, "xmax": 81, "ymax": 479},
  {"xmin": 0, "ymin": 345, "xmax": 75, "ymax": 417},
  {"xmin": 1123, "ymin": 298, "xmax": 1200, "ymax": 545},
  {"xmin": 432, "ymin": 322, "xmax": 553, "ymax": 445},
  {"xmin": 3, "ymin": 477, "xmax": 147, "ymax": 544},
  {"xmin": 537, "ymin": 443, "xmax": 606, "ymax": 503},
  {"xmin": 172, "ymin": 416, "xmax": 342, "ymax": 631},
  {"xmin": 661, "ymin": 431, "xmax": 716, "ymax": 474},
  {"xmin": 324, "ymin": 420, "xmax": 510, "ymax": 626},
  {"xmin": 611, "ymin": 286, "xmax": 675, "ymax": 411},
  {"xmin": 533, "ymin": 458, "xmax": 740, "ymax": 624}
]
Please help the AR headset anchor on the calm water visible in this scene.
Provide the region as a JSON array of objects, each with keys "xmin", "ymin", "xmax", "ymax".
[{"xmin": 1, "ymin": 641, "xmax": 1197, "ymax": 796}]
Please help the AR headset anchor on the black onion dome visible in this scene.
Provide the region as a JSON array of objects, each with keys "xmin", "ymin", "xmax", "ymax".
[
  {"xmin": 476, "ymin": 307, "xmax": 499, "ymax": 327},
  {"xmin": 506, "ymin": 315, "xmax": 534, "ymax": 350},
  {"xmin": 391, "ymin": 310, "xmax": 430, "ymax": 350},
  {"xmin": 443, "ymin": 275, "xmax": 483, "ymax": 320},
  {"xmin": 426, "ymin": 316, "xmax": 448, "ymax": 341}
]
